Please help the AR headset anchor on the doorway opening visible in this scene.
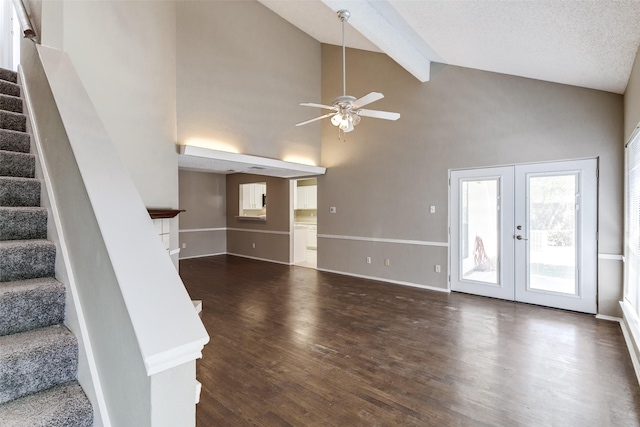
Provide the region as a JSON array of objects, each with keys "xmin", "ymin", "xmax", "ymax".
[
  {"xmin": 292, "ymin": 178, "xmax": 317, "ymax": 268},
  {"xmin": 0, "ymin": 1, "xmax": 20, "ymax": 71},
  {"xmin": 449, "ymin": 159, "xmax": 598, "ymax": 313}
]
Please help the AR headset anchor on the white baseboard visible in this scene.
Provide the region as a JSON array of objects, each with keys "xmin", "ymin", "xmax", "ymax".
[
  {"xmin": 595, "ymin": 314, "xmax": 622, "ymax": 322},
  {"xmin": 316, "ymin": 268, "xmax": 450, "ymax": 294},
  {"xmin": 179, "ymin": 252, "xmax": 226, "ymax": 260},
  {"xmin": 620, "ymin": 301, "xmax": 640, "ymax": 386},
  {"xmin": 182, "ymin": 253, "xmax": 449, "ymax": 292},
  {"xmin": 227, "ymin": 252, "xmax": 291, "ymax": 266}
]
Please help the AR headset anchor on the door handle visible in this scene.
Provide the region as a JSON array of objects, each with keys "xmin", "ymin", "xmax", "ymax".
[{"xmin": 516, "ymin": 235, "xmax": 528, "ymax": 241}]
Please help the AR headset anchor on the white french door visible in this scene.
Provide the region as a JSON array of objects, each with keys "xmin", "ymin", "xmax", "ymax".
[{"xmin": 450, "ymin": 159, "xmax": 597, "ymax": 313}]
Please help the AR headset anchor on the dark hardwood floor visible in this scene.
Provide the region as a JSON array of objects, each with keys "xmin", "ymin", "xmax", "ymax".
[{"xmin": 180, "ymin": 255, "xmax": 640, "ymax": 426}]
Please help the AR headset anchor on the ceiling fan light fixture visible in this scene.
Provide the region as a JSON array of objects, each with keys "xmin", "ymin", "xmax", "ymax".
[
  {"xmin": 294, "ymin": 9, "xmax": 400, "ymax": 131},
  {"xmin": 339, "ymin": 117, "xmax": 354, "ymax": 132},
  {"xmin": 338, "ymin": 113, "xmax": 350, "ymax": 129}
]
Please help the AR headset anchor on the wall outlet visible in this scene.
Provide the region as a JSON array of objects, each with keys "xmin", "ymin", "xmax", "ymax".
[
  {"xmin": 385, "ymin": 259, "xmax": 390, "ymax": 266},
  {"xmin": 252, "ymin": 243, "xmax": 256, "ymax": 249},
  {"xmin": 435, "ymin": 265, "xmax": 441, "ymax": 273},
  {"xmin": 182, "ymin": 243, "xmax": 186, "ymax": 249},
  {"xmin": 330, "ymin": 207, "xmax": 337, "ymax": 214},
  {"xmin": 366, "ymin": 256, "xmax": 371, "ymax": 264},
  {"xmin": 430, "ymin": 206, "xmax": 436, "ymax": 213}
]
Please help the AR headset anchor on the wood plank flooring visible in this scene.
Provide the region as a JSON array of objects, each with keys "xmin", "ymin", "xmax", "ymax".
[{"xmin": 180, "ymin": 255, "xmax": 640, "ymax": 426}]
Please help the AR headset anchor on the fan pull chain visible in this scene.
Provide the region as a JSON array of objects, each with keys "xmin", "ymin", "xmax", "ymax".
[{"xmin": 337, "ymin": 127, "xmax": 346, "ymax": 142}]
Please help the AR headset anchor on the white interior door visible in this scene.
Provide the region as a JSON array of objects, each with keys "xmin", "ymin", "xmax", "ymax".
[{"xmin": 450, "ymin": 159, "xmax": 597, "ymax": 313}]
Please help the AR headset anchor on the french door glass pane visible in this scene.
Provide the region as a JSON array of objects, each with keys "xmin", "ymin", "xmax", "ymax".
[
  {"xmin": 528, "ymin": 174, "xmax": 577, "ymax": 294},
  {"xmin": 461, "ymin": 179, "xmax": 499, "ymax": 284}
]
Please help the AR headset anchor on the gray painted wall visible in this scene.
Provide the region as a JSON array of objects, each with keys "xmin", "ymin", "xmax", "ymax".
[
  {"xmin": 30, "ymin": 0, "xmax": 626, "ymax": 316},
  {"xmin": 319, "ymin": 45, "xmax": 624, "ymax": 316},
  {"xmin": 33, "ymin": 0, "xmax": 181, "ymax": 266},
  {"xmin": 176, "ymin": 0, "xmax": 322, "ymax": 164},
  {"xmin": 175, "ymin": 0, "xmax": 323, "ymax": 266},
  {"xmin": 179, "ymin": 170, "xmax": 227, "ymax": 259},
  {"xmin": 56, "ymin": 1, "xmax": 178, "ymax": 207},
  {"xmin": 226, "ymin": 174, "xmax": 291, "ymax": 264}
]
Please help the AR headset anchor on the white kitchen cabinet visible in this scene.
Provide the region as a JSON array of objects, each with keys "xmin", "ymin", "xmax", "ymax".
[
  {"xmin": 307, "ymin": 186, "xmax": 317, "ymax": 209},
  {"xmin": 307, "ymin": 225, "xmax": 317, "ymax": 249},
  {"xmin": 295, "ymin": 185, "xmax": 317, "ymax": 210},
  {"xmin": 241, "ymin": 188, "xmax": 252, "ymax": 210},
  {"xmin": 241, "ymin": 183, "xmax": 266, "ymax": 210},
  {"xmin": 293, "ymin": 226, "xmax": 308, "ymax": 263}
]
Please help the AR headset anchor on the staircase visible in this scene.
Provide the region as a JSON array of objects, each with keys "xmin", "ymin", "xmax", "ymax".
[{"xmin": 0, "ymin": 68, "xmax": 93, "ymax": 426}]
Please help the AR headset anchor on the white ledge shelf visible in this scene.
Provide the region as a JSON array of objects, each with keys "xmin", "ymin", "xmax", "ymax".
[
  {"xmin": 236, "ymin": 216, "xmax": 267, "ymax": 222},
  {"xmin": 178, "ymin": 145, "xmax": 326, "ymax": 178}
]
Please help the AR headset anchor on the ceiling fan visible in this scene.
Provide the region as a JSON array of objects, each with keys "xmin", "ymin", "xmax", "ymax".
[{"xmin": 295, "ymin": 9, "xmax": 400, "ymax": 133}]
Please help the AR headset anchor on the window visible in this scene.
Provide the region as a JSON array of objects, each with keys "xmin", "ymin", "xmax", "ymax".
[{"xmin": 625, "ymin": 127, "xmax": 640, "ymax": 319}]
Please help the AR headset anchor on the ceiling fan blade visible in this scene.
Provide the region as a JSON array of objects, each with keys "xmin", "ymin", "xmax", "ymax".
[
  {"xmin": 300, "ymin": 102, "xmax": 337, "ymax": 110},
  {"xmin": 358, "ymin": 109, "xmax": 401, "ymax": 121},
  {"xmin": 352, "ymin": 92, "xmax": 384, "ymax": 109},
  {"xmin": 295, "ymin": 112, "xmax": 336, "ymax": 127}
]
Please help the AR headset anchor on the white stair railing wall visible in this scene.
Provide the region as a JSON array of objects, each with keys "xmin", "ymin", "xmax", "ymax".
[{"xmin": 19, "ymin": 32, "xmax": 209, "ymax": 427}]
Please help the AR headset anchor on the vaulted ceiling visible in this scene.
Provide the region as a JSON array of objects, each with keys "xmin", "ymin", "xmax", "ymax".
[{"xmin": 258, "ymin": 0, "xmax": 640, "ymax": 94}]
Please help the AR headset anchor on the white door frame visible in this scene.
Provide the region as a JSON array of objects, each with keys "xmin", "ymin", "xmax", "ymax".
[{"xmin": 0, "ymin": 1, "xmax": 14, "ymax": 70}]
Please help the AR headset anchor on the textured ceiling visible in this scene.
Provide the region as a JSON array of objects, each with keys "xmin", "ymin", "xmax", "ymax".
[{"xmin": 258, "ymin": 0, "xmax": 640, "ymax": 94}]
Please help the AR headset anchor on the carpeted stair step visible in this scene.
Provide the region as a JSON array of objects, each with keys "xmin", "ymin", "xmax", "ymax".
[
  {"xmin": 0, "ymin": 240, "xmax": 55, "ymax": 282},
  {"xmin": 0, "ymin": 80, "xmax": 20, "ymax": 98},
  {"xmin": 0, "ymin": 68, "xmax": 17, "ymax": 84},
  {"xmin": 0, "ymin": 129, "xmax": 30, "ymax": 153},
  {"xmin": 0, "ymin": 110, "xmax": 26, "ymax": 133},
  {"xmin": 0, "ymin": 207, "xmax": 47, "ymax": 240},
  {"xmin": 0, "ymin": 381, "xmax": 93, "ymax": 427},
  {"xmin": 0, "ymin": 177, "xmax": 40, "ymax": 207},
  {"xmin": 0, "ymin": 66, "xmax": 93, "ymax": 424},
  {"xmin": 0, "ymin": 94, "xmax": 23, "ymax": 114},
  {"xmin": 0, "ymin": 325, "xmax": 78, "ymax": 404},
  {"xmin": 0, "ymin": 278, "xmax": 64, "ymax": 336},
  {"xmin": 0, "ymin": 150, "xmax": 35, "ymax": 178}
]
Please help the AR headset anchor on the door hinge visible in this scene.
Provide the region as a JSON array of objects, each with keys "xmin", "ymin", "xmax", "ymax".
[
  {"xmin": 448, "ymin": 275, "xmax": 451, "ymax": 282},
  {"xmin": 596, "ymin": 168, "xmax": 599, "ymax": 178}
]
